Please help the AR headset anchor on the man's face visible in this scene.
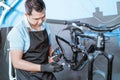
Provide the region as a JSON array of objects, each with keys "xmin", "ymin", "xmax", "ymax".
[{"xmin": 26, "ymin": 9, "xmax": 46, "ymax": 27}]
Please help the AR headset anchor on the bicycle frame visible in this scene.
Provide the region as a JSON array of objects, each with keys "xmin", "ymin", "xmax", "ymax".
[
  {"xmin": 74, "ymin": 22, "xmax": 120, "ymax": 80},
  {"xmin": 55, "ymin": 21, "xmax": 120, "ymax": 80},
  {"xmin": 55, "ymin": 25, "xmax": 95, "ymax": 70}
]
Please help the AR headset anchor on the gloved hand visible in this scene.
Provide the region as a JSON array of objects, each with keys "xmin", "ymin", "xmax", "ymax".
[
  {"xmin": 51, "ymin": 47, "xmax": 63, "ymax": 62},
  {"xmin": 41, "ymin": 62, "xmax": 63, "ymax": 72}
]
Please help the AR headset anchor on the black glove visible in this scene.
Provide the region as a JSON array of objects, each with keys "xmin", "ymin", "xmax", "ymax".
[
  {"xmin": 52, "ymin": 47, "xmax": 63, "ymax": 62},
  {"xmin": 41, "ymin": 62, "xmax": 63, "ymax": 72}
]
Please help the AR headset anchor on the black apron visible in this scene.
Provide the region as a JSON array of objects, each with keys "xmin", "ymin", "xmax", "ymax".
[{"xmin": 16, "ymin": 29, "xmax": 56, "ymax": 80}]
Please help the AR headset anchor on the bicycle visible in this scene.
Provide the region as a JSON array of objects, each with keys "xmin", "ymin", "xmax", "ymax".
[
  {"xmin": 55, "ymin": 21, "xmax": 91, "ymax": 70},
  {"xmin": 55, "ymin": 21, "xmax": 120, "ymax": 80}
]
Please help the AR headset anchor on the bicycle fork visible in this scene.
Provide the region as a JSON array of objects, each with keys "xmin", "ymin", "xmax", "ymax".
[
  {"xmin": 88, "ymin": 33, "xmax": 114, "ymax": 80},
  {"xmin": 88, "ymin": 53, "xmax": 114, "ymax": 80}
]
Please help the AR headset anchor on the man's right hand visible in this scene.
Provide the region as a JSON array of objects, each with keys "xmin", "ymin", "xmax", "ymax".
[{"xmin": 41, "ymin": 62, "xmax": 63, "ymax": 72}]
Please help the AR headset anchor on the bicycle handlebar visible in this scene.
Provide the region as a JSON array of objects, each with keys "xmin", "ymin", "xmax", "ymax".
[
  {"xmin": 65, "ymin": 21, "xmax": 120, "ymax": 32},
  {"xmin": 77, "ymin": 22, "xmax": 120, "ymax": 32}
]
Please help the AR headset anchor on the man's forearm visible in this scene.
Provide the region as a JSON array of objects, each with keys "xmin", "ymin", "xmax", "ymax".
[
  {"xmin": 13, "ymin": 59, "xmax": 41, "ymax": 72},
  {"xmin": 10, "ymin": 50, "xmax": 41, "ymax": 72}
]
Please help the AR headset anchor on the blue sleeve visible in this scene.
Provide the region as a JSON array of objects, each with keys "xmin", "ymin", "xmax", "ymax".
[{"xmin": 7, "ymin": 27, "xmax": 25, "ymax": 51}]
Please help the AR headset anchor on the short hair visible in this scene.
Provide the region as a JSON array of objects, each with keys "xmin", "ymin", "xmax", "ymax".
[{"xmin": 25, "ymin": 0, "xmax": 46, "ymax": 15}]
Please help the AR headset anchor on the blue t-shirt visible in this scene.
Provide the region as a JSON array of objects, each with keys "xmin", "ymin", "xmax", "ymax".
[{"xmin": 7, "ymin": 16, "xmax": 51, "ymax": 53}]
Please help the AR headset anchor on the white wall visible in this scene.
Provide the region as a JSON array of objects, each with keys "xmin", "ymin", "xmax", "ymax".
[{"xmin": 44, "ymin": 0, "xmax": 120, "ymax": 19}]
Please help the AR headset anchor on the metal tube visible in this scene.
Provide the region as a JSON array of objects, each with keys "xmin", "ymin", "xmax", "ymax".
[
  {"xmin": 88, "ymin": 54, "xmax": 94, "ymax": 80},
  {"xmin": 0, "ymin": 0, "xmax": 19, "ymax": 26}
]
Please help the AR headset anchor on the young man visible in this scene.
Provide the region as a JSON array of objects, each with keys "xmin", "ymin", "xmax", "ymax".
[{"xmin": 7, "ymin": 0, "xmax": 63, "ymax": 80}]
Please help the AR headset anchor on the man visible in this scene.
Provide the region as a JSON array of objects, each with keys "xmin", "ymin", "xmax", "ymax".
[{"xmin": 7, "ymin": 0, "xmax": 63, "ymax": 80}]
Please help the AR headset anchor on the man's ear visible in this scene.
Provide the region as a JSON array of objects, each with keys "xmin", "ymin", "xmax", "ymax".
[
  {"xmin": 25, "ymin": 13, "xmax": 30, "ymax": 19},
  {"xmin": 25, "ymin": 13, "xmax": 28, "ymax": 17}
]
